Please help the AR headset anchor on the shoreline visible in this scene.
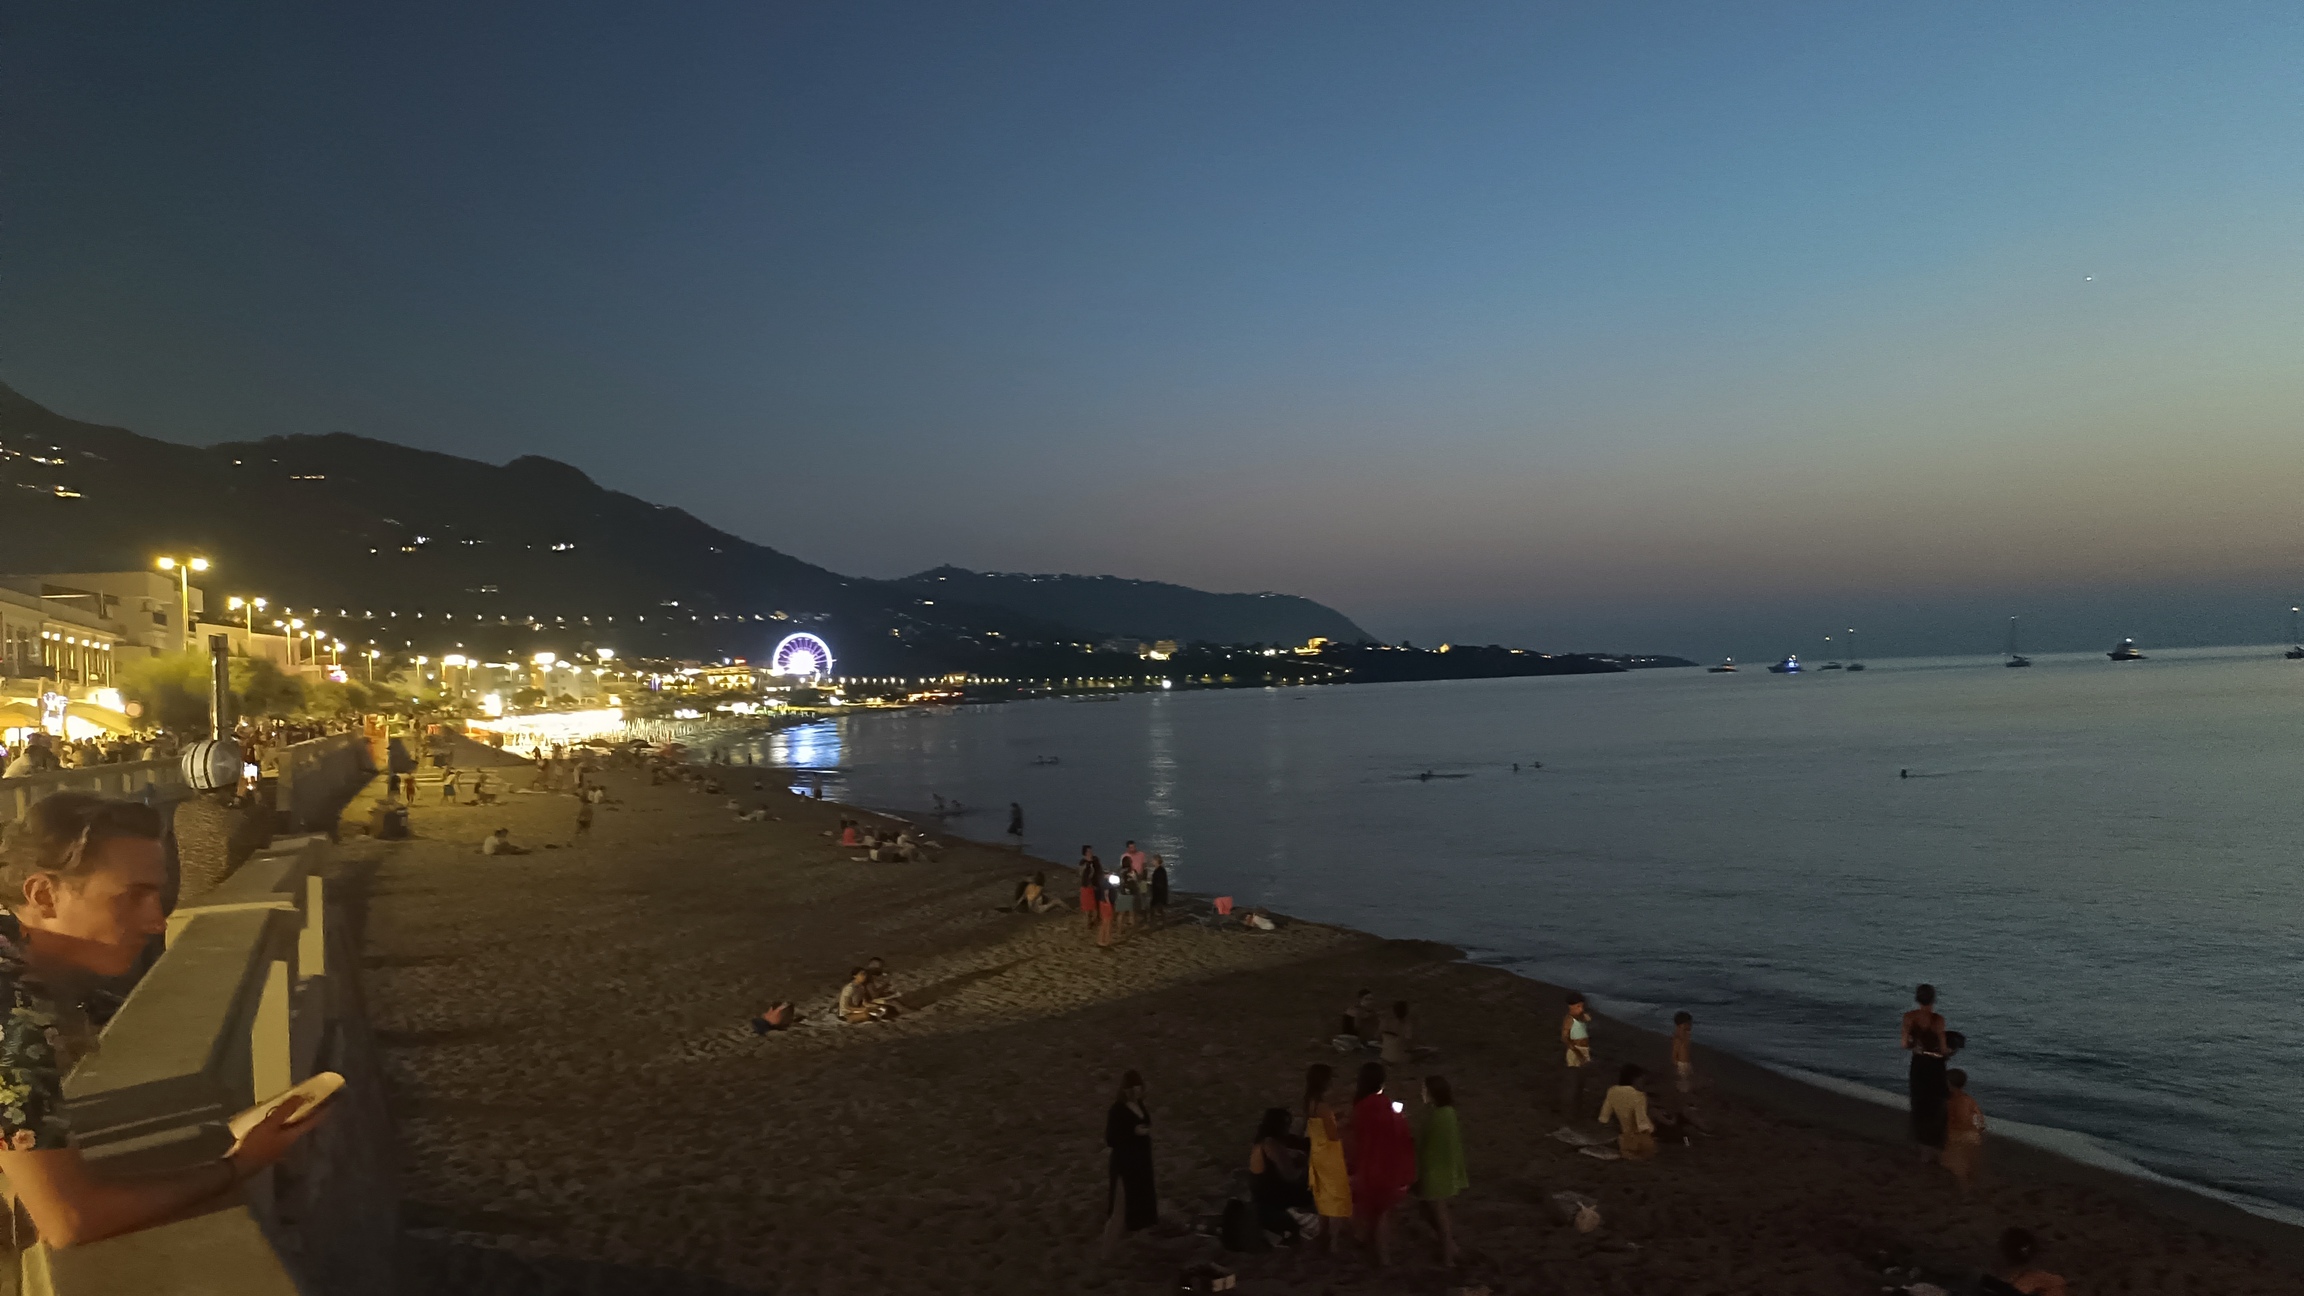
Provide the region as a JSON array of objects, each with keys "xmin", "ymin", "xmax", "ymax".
[
  {"xmin": 361, "ymin": 757, "xmax": 2304, "ymax": 1293},
  {"xmin": 908, "ymin": 817, "xmax": 2304, "ymax": 1268}
]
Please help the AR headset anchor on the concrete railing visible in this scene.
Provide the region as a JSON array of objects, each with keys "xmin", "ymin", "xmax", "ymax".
[
  {"xmin": 274, "ymin": 734, "xmax": 376, "ymax": 834},
  {"xmin": 0, "ymin": 759, "xmax": 188, "ymax": 830},
  {"xmin": 22, "ymin": 835, "xmax": 396, "ymax": 1295}
]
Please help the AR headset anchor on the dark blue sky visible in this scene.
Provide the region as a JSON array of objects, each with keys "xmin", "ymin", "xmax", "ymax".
[{"xmin": 5, "ymin": 3, "xmax": 2301, "ymax": 656}]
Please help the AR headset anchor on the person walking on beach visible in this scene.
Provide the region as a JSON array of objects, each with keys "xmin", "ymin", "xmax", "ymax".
[
  {"xmin": 1941, "ymin": 1068, "xmax": 1985, "ymax": 1191},
  {"xmin": 1301, "ymin": 1064, "xmax": 1353, "ymax": 1252},
  {"xmin": 1412, "ymin": 1074, "xmax": 1467, "ymax": 1266},
  {"xmin": 1903, "ymin": 985, "xmax": 1949, "ymax": 1161},
  {"xmin": 1560, "ymin": 993, "xmax": 1595, "ymax": 1114},
  {"xmin": 441, "ymin": 767, "xmax": 460, "ymax": 803},
  {"xmin": 1348, "ymin": 1062, "xmax": 1416, "ymax": 1269},
  {"xmin": 1078, "ymin": 848, "xmax": 1100, "ymax": 930},
  {"xmin": 1006, "ymin": 802, "xmax": 1023, "ymax": 845},
  {"xmin": 573, "ymin": 794, "xmax": 594, "ymax": 844},
  {"xmin": 1096, "ymin": 871, "xmax": 1117, "ymax": 948},
  {"xmin": 1102, "ymin": 1071, "xmax": 1157, "ymax": 1248}
]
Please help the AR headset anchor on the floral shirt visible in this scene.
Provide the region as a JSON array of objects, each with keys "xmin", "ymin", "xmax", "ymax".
[{"xmin": 0, "ymin": 913, "xmax": 73, "ymax": 1151}]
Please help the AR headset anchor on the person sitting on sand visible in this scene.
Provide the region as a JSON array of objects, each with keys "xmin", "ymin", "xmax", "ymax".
[
  {"xmin": 1379, "ymin": 1001, "xmax": 1438, "ymax": 1065},
  {"xmin": 1339, "ymin": 990, "xmax": 1380, "ymax": 1046},
  {"xmin": 749, "ymin": 1001, "xmax": 798, "ymax": 1035},
  {"xmin": 1241, "ymin": 907, "xmax": 1276, "ymax": 931},
  {"xmin": 862, "ymin": 958, "xmax": 906, "ymax": 1016},
  {"xmin": 480, "ymin": 828, "xmax": 529, "ymax": 856},
  {"xmin": 1981, "ymin": 1227, "xmax": 2068, "ymax": 1296},
  {"xmin": 839, "ymin": 820, "xmax": 862, "ymax": 848},
  {"xmin": 837, "ymin": 968, "xmax": 890, "ymax": 1023},
  {"xmin": 1013, "ymin": 871, "xmax": 1057, "ymax": 914},
  {"xmin": 1248, "ymin": 1106, "xmax": 1312, "ymax": 1243},
  {"xmin": 1596, "ymin": 1063, "xmax": 1657, "ymax": 1160},
  {"xmin": 1942, "ymin": 1068, "xmax": 1985, "ymax": 1191}
]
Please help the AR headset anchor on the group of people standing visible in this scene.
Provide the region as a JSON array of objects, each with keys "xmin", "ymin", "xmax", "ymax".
[
  {"xmin": 1104, "ymin": 1060, "xmax": 1467, "ymax": 1270},
  {"xmin": 1077, "ymin": 840, "xmax": 1170, "ymax": 948}
]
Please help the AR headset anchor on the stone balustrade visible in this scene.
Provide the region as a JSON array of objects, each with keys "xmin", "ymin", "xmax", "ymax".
[{"xmin": 0, "ymin": 759, "xmax": 188, "ymax": 830}]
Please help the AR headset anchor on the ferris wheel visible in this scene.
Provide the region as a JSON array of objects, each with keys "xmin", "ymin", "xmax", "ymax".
[{"xmin": 770, "ymin": 632, "xmax": 835, "ymax": 679}]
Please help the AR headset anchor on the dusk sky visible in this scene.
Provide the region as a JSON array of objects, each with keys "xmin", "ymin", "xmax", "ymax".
[{"xmin": 5, "ymin": 3, "xmax": 2300, "ymax": 656}]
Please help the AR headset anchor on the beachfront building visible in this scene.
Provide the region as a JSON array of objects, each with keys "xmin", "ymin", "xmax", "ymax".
[
  {"xmin": 19, "ymin": 569, "xmax": 204, "ymax": 656},
  {"xmin": 0, "ymin": 580, "xmax": 136, "ymax": 742}
]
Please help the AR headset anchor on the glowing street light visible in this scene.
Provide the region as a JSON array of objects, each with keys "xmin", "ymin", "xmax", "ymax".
[{"xmin": 154, "ymin": 555, "xmax": 210, "ymax": 651}]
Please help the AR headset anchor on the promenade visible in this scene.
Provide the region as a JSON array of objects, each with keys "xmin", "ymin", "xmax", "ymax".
[{"xmin": 358, "ymin": 764, "xmax": 2301, "ymax": 1295}]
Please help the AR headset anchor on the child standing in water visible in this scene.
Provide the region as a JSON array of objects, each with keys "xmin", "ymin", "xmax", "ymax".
[{"xmin": 1942, "ymin": 1068, "xmax": 1985, "ymax": 1191}]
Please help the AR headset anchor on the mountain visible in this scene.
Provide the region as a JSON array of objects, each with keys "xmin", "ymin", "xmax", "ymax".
[
  {"xmin": 891, "ymin": 566, "xmax": 1374, "ymax": 647},
  {"xmin": 0, "ymin": 383, "xmax": 1362, "ymax": 671}
]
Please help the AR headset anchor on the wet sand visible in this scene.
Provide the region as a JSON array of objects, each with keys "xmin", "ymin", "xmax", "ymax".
[{"xmin": 352, "ymin": 763, "xmax": 2304, "ymax": 1294}]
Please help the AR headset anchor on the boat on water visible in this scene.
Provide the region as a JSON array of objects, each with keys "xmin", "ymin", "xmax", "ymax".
[
  {"xmin": 2286, "ymin": 607, "xmax": 2303, "ymax": 660},
  {"xmin": 1818, "ymin": 661, "xmax": 1844, "ymax": 671},
  {"xmin": 1845, "ymin": 661, "xmax": 1865, "ymax": 671},
  {"xmin": 1707, "ymin": 658, "xmax": 1738, "ymax": 673},
  {"xmin": 2107, "ymin": 638, "xmax": 2145, "ymax": 661},
  {"xmin": 1767, "ymin": 655, "xmax": 1801, "ymax": 674},
  {"xmin": 2005, "ymin": 616, "xmax": 2031, "ymax": 668}
]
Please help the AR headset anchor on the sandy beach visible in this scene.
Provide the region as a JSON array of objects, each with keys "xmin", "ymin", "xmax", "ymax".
[{"xmin": 348, "ymin": 758, "xmax": 2304, "ymax": 1294}]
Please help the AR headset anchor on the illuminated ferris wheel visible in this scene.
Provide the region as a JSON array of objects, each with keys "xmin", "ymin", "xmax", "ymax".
[{"xmin": 770, "ymin": 632, "xmax": 835, "ymax": 679}]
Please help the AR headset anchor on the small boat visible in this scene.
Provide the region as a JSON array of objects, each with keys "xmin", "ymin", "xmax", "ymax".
[
  {"xmin": 1844, "ymin": 627, "xmax": 1864, "ymax": 671},
  {"xmin": 1818, "ymin": 661, "xmax": 1845, "ymax": 671},
  {"xmin": 2107, "ymin": 638, "xmax": 2144, "ymax": 661},
  {"xmin": 2005, "ymin": 617, "xmax": 2031, "ymax": 668},
  {"xmin": 2286, "ymin": 607, "xmax": 2303, "ymax": 659},
  {"xmin": 1707, "ymin": 658, "xmax": 1738, "ymax": 673},
  {"xmin": 1846, "ymin": 661, "xmax": 1865, "ymax": 671},
  {"xmin": 1767, "ymin": 655, "xmax": 1801, "ymax": 674}
]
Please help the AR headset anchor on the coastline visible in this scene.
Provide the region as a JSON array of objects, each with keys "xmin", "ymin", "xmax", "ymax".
[{"xmin": 359, "ymin": 760, "xmax": 2304, "ymax": 1292}]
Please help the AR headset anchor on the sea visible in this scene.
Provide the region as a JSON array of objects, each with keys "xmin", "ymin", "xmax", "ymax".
[{"xmin": 720, "ymin": 645, "xmax": 2304, "ymax": 1223}]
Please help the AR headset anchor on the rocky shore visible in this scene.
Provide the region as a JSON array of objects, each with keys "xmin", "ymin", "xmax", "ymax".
[{"xmin": 349, "ymin": 763, "xmax": 2303, "ymax": 1294}]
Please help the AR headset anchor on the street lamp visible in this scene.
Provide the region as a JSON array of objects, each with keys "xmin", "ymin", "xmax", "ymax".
[
  {"xmin": 154, "ymin": 556, "xmax": 210, "ymax": 652},
  {"xmin": 227, "ymin": 596, "xmax": 267, "ymax": 635}
]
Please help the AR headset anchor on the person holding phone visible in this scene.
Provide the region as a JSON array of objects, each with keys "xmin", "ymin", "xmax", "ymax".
[{"xmin": 0, "ymin": 793, "xmax": 329, "ymax": 1250}]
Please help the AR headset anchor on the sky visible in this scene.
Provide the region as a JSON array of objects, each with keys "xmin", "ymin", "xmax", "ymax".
[{"xmin": 4, "ymin": 3, "xmax": 2301, "ymax": 658}]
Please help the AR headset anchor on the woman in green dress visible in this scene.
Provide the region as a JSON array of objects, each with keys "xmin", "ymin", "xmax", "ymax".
[{"xmin": 1413, "ymin": 1074, "xmax": 1468, "ymax": 1265}]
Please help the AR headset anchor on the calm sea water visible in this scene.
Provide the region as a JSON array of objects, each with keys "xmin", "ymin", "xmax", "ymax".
[{"xmin": 731, "ymin": 646, "xmax": 2304, "ymax": 1220}]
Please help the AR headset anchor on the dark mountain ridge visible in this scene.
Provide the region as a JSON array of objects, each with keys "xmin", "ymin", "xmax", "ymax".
[
  {"xmin": 0, "ymin": 383, "xmax": 1369, "ymax": 668},
  {"xmin": 891, "ymin": 566, "xmax": 1373, "ymax": 647}
]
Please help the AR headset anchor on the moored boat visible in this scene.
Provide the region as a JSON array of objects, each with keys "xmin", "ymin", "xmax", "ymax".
[
  {"xmin": 1767, "ymin": 655, "xmax": 1801, "ymax": 674},
  {"xmin": 1707, "ymin": 658, "xmax": 1738, "ymax": 673},
  {"xmin": 2107, "ymin": 638, "xmax": 2144, "ymax": 661}
]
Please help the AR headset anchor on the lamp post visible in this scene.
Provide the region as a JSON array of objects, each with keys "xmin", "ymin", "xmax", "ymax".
[
  {"xmin": 228, "ymin": 596, "xmax": 267, "ymax": 636},
  {"xmin": 154, "ymin": 556, "xmax": 210, "ymax": 652}
]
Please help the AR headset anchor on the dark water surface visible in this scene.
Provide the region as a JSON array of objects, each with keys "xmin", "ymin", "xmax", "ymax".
[{"xmin": 733, "ymin": 646, "xmax": 2304, "ymax": 1221}]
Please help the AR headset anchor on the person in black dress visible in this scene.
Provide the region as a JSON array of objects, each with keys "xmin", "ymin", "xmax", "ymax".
[
  {"xmin": 1102, "ymin": 1070, "xmax": 1157, "ymax": 1245},
  {"xmin": 1148, "ymin": 856, "xmax": 1170, "ymax": 920},
  {"xmin": 1248, "ymin": 1106, "xmax": 1311, "ymax": 1241}
]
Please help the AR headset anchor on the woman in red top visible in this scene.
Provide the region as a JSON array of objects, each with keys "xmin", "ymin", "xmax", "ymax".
[{"xmin": 1347, "ymin": 1061, "xmax": 1416, "ymax": 1268}]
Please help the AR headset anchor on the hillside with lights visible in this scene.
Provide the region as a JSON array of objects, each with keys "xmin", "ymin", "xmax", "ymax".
[{"xmin": 0, "ymin": 383, "xmax": 1379, "ymax": 673}]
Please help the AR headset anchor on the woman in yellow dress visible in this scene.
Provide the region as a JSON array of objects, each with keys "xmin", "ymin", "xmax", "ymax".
[{"xmin": 1301, "ymin": 1063, "xmax": 1353, "ymax": 1250}]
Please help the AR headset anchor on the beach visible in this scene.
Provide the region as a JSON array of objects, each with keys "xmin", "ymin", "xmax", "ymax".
[{"xmin": 352, "ymin": 761, "xmax": 2304, "ymax": 1294}]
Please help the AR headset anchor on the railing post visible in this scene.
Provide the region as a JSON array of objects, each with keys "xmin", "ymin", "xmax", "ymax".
[
  {"xmin": 300, "ymin": 876, "xmax": 326, "ymax": 981},
  {"xmin": 253, "ymin": 957, "xmax": 292, "ymax": 1099}
]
